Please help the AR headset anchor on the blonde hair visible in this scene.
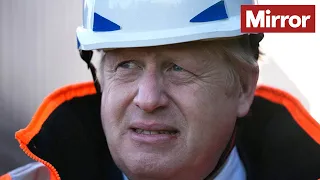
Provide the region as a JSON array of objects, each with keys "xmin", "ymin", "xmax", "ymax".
[{"xmin": 202, "ymin": 35, "xmax": 260, "ymax": 97}]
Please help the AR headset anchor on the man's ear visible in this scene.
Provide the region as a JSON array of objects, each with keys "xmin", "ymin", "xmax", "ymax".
[{"xmin": 237, "ymin": 69, "xmax": 259, "ymax": 117}]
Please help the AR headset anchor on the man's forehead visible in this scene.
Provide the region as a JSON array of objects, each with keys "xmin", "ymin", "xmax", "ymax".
[
  {"xmin": 103, "ymin": 40, "xmax": 226, "ymax": 59},
  {"xmin": 104, "ymin": 41, "xmax": 195, "ymax": 52}
]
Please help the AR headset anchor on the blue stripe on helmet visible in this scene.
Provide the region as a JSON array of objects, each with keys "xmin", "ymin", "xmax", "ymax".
[
  {"xmin": 77, "ymin": 36, "xmax": 80, "ymax": 49},
  {"xmin": 190, "ymin": 0, "xmax": 228, "ymax": 23},
  {"xmin": 93, "ymin": 12, "xmax": 121, "ymax": 32}
]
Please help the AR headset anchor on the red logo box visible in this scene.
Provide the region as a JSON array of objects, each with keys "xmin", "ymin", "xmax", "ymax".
[{"xmin": 241, "ymin": 5, "xmax": 316, "ymax": 33}]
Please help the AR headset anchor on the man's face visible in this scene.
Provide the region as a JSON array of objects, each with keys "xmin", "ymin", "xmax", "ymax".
[{"xmin": 100, "ymin": 42, "xmax": 255, "ymax": 180}]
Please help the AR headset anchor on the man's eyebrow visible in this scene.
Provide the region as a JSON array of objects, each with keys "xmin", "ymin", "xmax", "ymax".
[
  {"xmin": 154, "ymin": 52, "xmax": 186, "ymax": 63},
  {"xmin": 101, "ymin": 52, "xmax": 121, "ymax": 69}
]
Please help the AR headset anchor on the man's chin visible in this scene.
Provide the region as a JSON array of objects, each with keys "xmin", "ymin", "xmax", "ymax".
[
  {"xmin": 123, "ymin": 162, "xmax": 176, "ymax": 180},
  {"xmin": 118, "ymin": 152, "xmax": 181, "ymax": 179}
]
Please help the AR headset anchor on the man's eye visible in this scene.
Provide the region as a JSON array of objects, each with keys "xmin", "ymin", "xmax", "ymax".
[
  {"xmin": 117, "ymin": 61, "xmax": 137, "ymax": 69},
  {"xmin": 171, "ymin": 64, "xmax": 184, "ymax": 72}
]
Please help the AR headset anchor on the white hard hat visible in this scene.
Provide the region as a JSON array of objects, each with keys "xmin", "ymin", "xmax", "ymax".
[{"xmin": 76, "ymin": 0, "xmax": 255, "ymax": 50}]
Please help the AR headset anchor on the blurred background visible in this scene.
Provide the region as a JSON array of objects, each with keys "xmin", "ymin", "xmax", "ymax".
[{"xmin": 0, "ymin": 0, "xmax": 319, "ymax": 174}]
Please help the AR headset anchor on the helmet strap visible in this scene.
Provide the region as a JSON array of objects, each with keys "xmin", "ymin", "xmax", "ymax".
[{"xmin": 79, "ymin": 50, "xmax": 101, "ymax": 93}]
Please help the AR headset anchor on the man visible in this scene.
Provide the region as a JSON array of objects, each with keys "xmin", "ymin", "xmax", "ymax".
[{"xmin": 1, "ymin": 0, "xmax": 320, "ymax": 180}]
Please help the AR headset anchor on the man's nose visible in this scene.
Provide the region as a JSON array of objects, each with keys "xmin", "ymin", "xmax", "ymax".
[{"xmin": 133, "ymin": 73, "xmax": 169, "ymax": 113}]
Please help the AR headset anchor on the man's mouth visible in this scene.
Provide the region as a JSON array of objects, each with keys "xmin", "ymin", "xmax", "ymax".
[
  {"xmin": 130, "ymin": 127, "xmax": 179, "ymax": 144},
  {"xmin": 129, "ymin": 122, "xmax": 180, "ymax": 144},
  {"xmin": 133, "ymin": 128, "xmax": 178, "ymax": 135}
]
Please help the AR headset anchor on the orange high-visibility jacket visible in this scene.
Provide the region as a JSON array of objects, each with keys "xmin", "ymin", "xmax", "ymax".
[{"xmin": 1, "ymin": 82, "xmax": 320, "ymax": 180}]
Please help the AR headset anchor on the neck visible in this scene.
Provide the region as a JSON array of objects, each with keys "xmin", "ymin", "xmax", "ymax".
[{"xmin": 203, "ymin": 127, "xmax": 237, "ymax": 179}]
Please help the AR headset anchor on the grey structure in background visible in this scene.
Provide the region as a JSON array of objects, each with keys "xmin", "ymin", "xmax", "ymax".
[{"xmin": 0, "ymin": 0, "xmax": 91, "ymax": 174}]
